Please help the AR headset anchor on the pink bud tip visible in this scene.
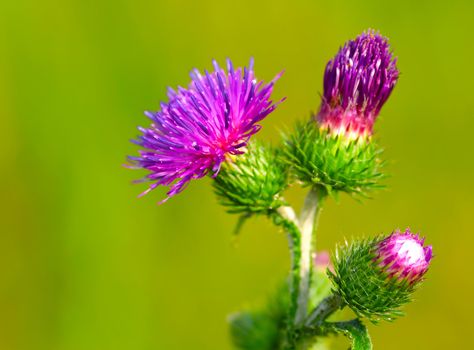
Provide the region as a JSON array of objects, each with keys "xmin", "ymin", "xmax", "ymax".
[{"xmin": 375, "ymin": 229, "xmax": 433, "ymax": 283}]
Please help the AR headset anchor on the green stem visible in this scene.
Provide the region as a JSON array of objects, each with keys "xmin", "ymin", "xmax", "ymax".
[
  {"xmin": 294, "ymin": 187, "xmax": 325, "ymax": 326},
  {"xmin": 276, "ymin": 205, "xmax": 301, "ymax": 323},
  {"xmin": 305, "ymin": 294, "xmax": 343, "ymax": 327},
  {"xmin": 275, "ymin": 187, "xmax": 326, "ymax": 349}
]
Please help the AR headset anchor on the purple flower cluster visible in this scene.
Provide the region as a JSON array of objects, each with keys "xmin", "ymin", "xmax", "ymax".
[
  {"xmin": 318, "ymin": 30, "xmax": 399, "ymax": 139},
  {"xmin": 129, "ymin": 59, "xmax": 283, "ymax": 202},
  {"xmin": 375, "ymin": 229, "xmax": 433, "ymax": 283}
]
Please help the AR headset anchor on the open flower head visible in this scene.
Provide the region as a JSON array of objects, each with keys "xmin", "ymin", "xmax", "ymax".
[
  {"xmin": 128, "ymin": 59, "xmax": 283, "ymax": 203},
  {"xmin": 318, "ymin": 30, "xmax": 399, "ymax": 139}
]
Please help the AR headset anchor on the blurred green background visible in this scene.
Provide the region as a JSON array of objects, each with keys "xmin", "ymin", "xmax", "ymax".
[{"xmin": 1, "ymin": 0, "xmax": 473, "ymax": 349}]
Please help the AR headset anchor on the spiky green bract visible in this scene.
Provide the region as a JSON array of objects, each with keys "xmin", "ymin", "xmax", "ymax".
[
  {"xmin": 283, "ymin": 122, "xmax": 384, "ymax": 196},
  {"xmin": 328, "ymin": 236, "xmax": 418, "ymax": 323},
  {"xmin": 213, "ymin": 141, "xmax": 288, "ymax": 214},
  {"xmin": 229, "ymin": 283, "xmax": 289, "ymax": 350}
]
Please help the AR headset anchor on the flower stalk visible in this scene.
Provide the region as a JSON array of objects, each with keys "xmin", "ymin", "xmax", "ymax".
[
  {"xmin": 305, "ymin": 294, "xmax": 343, "ymax": 327},
  {"xmin": 276, "ymin": 205, "xmax": 301, "ymax": 322},
  {"xmin": 295, "ymin": 187, "xmax": 325, "ymax": 325},
  {"xmin": 276, "ymin": 186, "xmax": 326, "ymax": 329}
]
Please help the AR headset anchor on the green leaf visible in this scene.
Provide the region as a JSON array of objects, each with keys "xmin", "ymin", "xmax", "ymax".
[
  {"xmin": 229, "ymin": 311, "xmax": 280, "ymax": 350},
  {"xmin": 228, "ymin": 283, "xmax": 290, "ymax": 350},
  {"xmin": 326, "ymin": 319, "xmax": 372, "ymax": 350}
]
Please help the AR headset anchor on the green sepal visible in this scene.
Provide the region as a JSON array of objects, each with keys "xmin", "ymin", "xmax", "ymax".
[
  {"xmin": 283, "ymin": 122, "xmax": 385, "ymax": 197},
  {"xmin": 233, "ymin": 213, "xmax": 252, "ymax": 236},
  {"xmin": 328, "ymin": 236, "xmax": 416, "ymax": 323},
  {"xmin": 325, "ymin": 319, "xmax": 372, "ymax": 350},
  {"xmin": 213, "ymin": 141, "xmax": 289, "ymax": 215}
]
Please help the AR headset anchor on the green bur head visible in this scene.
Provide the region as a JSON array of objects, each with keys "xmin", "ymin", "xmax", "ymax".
[
  {"xmin": 284, "ymin": 122, "xmax": 384, "ymax": 196},
  {"xmin": 328, "ymin": 233, "xmax": 432, "ymax": 323},
  {"xmin": 213, "ymin": 141, "xmax": 288, "ymax": 215}
]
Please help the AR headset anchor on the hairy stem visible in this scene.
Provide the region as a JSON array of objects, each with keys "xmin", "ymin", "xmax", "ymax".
[
  {"xmin": 294, "ymin": 187, "xmax": 325, "ymax": 325},
  {"xmin": 277, "ymin": 205, "xmax": 299, "ymax": 225},
  {"xmin": 276, "ymin": 205, "xmax": 301, "ymax": 322},
  {"xmin": 275, "ymin": 188, "xmax": 325, "ymax": 349},
  {"xmin": 305, "ymin": 294, "xmax": 343, "ymax": 327}
]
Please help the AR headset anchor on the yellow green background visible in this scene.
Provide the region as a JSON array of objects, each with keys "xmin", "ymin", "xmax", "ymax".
[{"xmin": 1, "ymin": 0, "xmax": 472, "ymax": 349}]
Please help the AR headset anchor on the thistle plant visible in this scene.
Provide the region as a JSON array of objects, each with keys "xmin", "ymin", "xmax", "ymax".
[{"xmin": 127, "ymin": 30, "xmax": 433, "ymax": 349}]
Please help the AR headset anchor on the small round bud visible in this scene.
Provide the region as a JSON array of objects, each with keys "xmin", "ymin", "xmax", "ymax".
[{"xmin": 329, "ymin": 229, "xmax": 433, "ymax": 322}]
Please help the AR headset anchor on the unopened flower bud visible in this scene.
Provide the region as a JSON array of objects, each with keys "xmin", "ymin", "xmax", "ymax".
[
  {"xmin": 318, "ymin": 30, "xmax": 398, "ymax": 140},
  {"xmin": 329, "ymin": 229, "xmax": 433, "ymax": 322},
  {"xmin": 284, "ymin": 30, "xmax": 396, "ymax": 196}
]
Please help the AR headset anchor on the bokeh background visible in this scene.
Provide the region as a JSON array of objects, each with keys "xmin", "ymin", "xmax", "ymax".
[{"xmin": 1, "ymin": 0, "xmax": 473, "ymax": 349}]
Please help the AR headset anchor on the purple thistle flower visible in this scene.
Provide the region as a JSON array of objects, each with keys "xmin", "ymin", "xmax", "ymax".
[
  {"xmin": 375, "ymin": 229, "xmax": 433, "ymax": 283},
  {"xmin": 128, "ymin": 58, "xmax": 284, "ymax": 203},
  {"xmin": 318, "ymin": 30, "xmax": 399, "ymax": 139}
]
